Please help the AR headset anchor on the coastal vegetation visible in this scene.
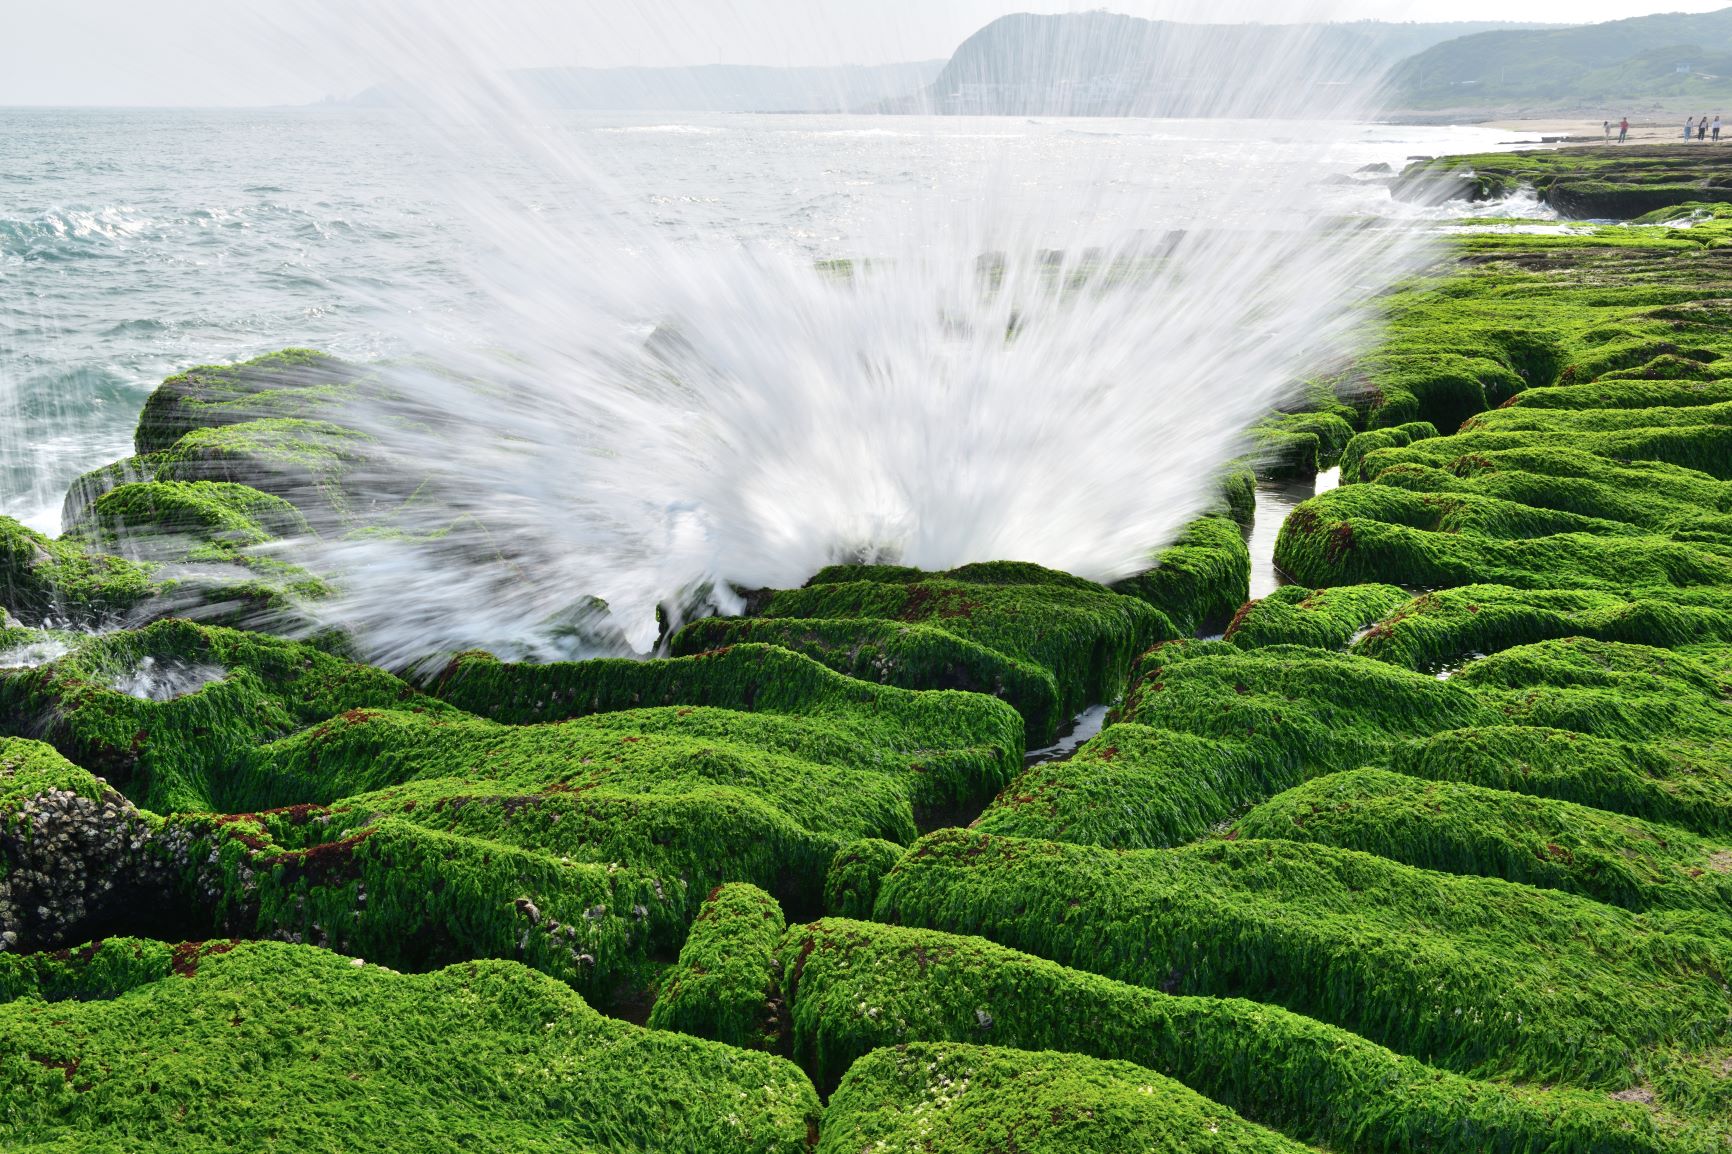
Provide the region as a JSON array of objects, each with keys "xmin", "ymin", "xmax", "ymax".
[{"xmin": 12, "ymin": 145, "xmax": 1732, "ymax": 1148}]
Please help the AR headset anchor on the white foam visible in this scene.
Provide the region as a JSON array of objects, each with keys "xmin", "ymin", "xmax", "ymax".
[
  {"xmin": 110, "ymin": 655, "xmax": 227, "ymax": 701},
  {"xmin": 267, "ymin": 3, "xmax": 1435, "ymax": 669},
  {"xmin": 0, "ymin": 637, "xmax": 73, "ymax": 670}
]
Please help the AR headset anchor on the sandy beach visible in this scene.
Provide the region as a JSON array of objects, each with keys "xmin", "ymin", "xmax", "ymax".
[{"xmin": 1490, "ymin": 116, "xmax": 1731, "ymax": 146}]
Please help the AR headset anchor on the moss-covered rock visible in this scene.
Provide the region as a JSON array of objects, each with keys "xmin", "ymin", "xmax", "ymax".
[
  {"xmin": 427, "ymin": 643, "xmax": 1022, "ymax": 826},
  {"xmin": 1115, "ymin": 641, "xmax": 1489, "ymax": 779},
  {"xmin": 823, "ymin": 838, "xmax": 904, "ymax": 919},
  {"xmin": 972, "ymin": 723, "xmax": 1258, "ymax": 849},
  {"xmin": 1395, "ymin": 147, "xmax": 1732, "ymax": 221},
  {"xmin": 1111, "ymin": 514, "xmax": 1251, "ymax": 635},
  {"xmin": 2, "ymin": 631, "xmax": 1026, "ymax": 995},
  {"xmin": 648, "ymin": 883, "xmax": 786, "ymax": 1049},
  {"xmin": 0, "ymin": 739, "xmax": 178, "ymax": 954},
  {"xmin": 819, "ymin": 1042, "xmax": 1308, "ymax": 1154},
  {"xmin": 132, "ymin": 349, "xmax": 362, "ymax": 457},
  {"xmin": 63, "ymin": 480, "xmax": 310, "ymax": 562},
  {"xmin": 780, "ymin": 918, "xmax": 1682, "ymax": 1153},
  {"xmin": 0, "ymin": 938, "xmax": 820, "ymax": 1152},
  {"xmin": 1274, "ymin": 482, "xmax": 1732, "ymax": 592},
  {"xmin": 1240, "ymin": 768, "xmax": 1732, "ymax": 914},
  {"xmin": 154, "ymin": 417, "xmax": 374, "ymax": 526},
  {"xmin": 875, "ymin": 829, "xmax": 1732, "ymax": 1087},
  {"xmin": 1339, "ymin": 421, "xmax": 1438, "ymax": 483},
  {"xmin": 0, "ymin": 619, "xmax": 446, "ymax": 813},
  {"xmin": 0, "ymin": 517, "xmax": 154, "ymax": 626},
  {"xmin": 1456, "ymin": 638, "xmax": 1732, "ymax": 749},
  {"xmin": 1350, "ymin": 584, "xmax": 1732, "ymax": 670},
  {"xmin": 1390, "ymin": 726, "xmax": 1732, "ymax": 837},
  {"xmin": 669, "ymin": 617, "xmax": 1064, "ymax": 746},
  {"xmin": 1249, "ymin": 409, "xmax": 1357, "ymax": 479},
  {"xmin": 668, "ymin": 564, "xmax": 1172, "ymax": 747},
  {"xmin": 1224, "ymin": 583, "xmax": 1411, "ymax": 651}
]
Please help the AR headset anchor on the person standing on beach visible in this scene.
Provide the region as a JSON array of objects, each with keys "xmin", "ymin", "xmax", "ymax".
[
  {"xmin": 1715, "ymin": 116, "xmax": 1723, "ymax": 142},
  {"xmin": 1603, "ymin": 119, "xmax": 1612, "ymax": 141},
  {"xmin": 1619, "ymin": 117, "xmax": 1630, "ymax": 143},
  {"xmin": 1700, "ymin": 116, "xmax": 1710, "ymax": 142},
  {"xmin": 1687, "ymin": 115, "xmax": 1697, "ymax": 140}
]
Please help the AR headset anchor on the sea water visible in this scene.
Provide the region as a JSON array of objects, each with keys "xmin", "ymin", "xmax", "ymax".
[
  {"xmin": 1, "ymin": 108, "xmax": 1548, "ymax": 662},
  {"xmin": 1, "ymin": 108, "xmax": 1541, "ymax": 537}
]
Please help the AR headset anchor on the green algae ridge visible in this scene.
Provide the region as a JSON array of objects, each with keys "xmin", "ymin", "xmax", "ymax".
[
  {"xmin": 0, "ymin": 517, "xmax": 154, "ymax": 626},
  {"xmin": 1111, "ymin": 514, "xmax": 1251, "ymax": 635},
  {"xmin": 0, "ymin": 938, "xmax": 819, "ymax": 1153},
  {"xmin": 819, "ymin": 1042, "xmax": 1308, "ymax": 1154},
  {"xmin": 648, "ymin": 882, "xmax": 786, "ymax": 1049},
  {"xmin": 780, "ymin": 917, "xmax": 1686, "ymax": 1153},
  {"xmin": 1239, "ymin": 768, "xmax": 1732, "ymax": 914},
  {"xmin": 676, "ymin": 562, "xmax": 1174, "ymax": 746},
  {"xmin": 875, "ymin": 828, "xmax": 1732, "ymax": 1090},
  {"xmin": 0, "ymin": 618, "xmax": 449, "ymax": 814}
]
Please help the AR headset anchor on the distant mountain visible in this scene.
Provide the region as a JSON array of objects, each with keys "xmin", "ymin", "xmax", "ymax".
[
  {"xmin": 1386, "ymin": 8, "xmax": 1732, "ymax": 116},
  {"xmin": 352, "ymin": 62, "xmax": 946, "ymax": 113},
  {"xmin": 890, "ymin": 13, "xmax": 1564, "ymax": 117}
]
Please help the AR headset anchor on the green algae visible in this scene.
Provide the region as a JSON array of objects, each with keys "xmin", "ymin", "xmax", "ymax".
[
  {"xmin": 1455, "ymin": 638, "xmax": 1732, "ymax": 748},
  {"xmin": 823, "ymin": 838, "xmax": 904, "ymax": 919},
  {"xmin": 1249, "ymin": 409, "xmax": 1357, "ymax": 479},
  {"xmin": 819, "ymin": 1042, "xmax": 1308, "ymax": 1154},
  {"xmin": 1240, "ymin": 768, "xmax": 1732, "ymax": 914},
  {"xmin": 1350, "ymin": 585, "xmax": 1732, "ymax": 671},
  {"xmin": 669, "ymin": 617, "xmax": 1063, "ymax": 746},
  {"xmin": 1274, "ymin": 482, "xmax": 1732, "ymax": 592},
  {"xmin": 1339, "ymin": 421, "xmax": 1437, "ymax": 484},
  {"xmin": 0, "ymin": 517, "xmax": 154, "ymax": 626},
  {"xmin": 219, "ymin": 703, "xmax": 931, "ymax": 918},
  {"xmin": 1395, "ymin": 148, "xmax": 1732, "ymax": 221},
  {"xmin": 1510, "ymin": 379, "xmax": 1732, "ymax": 412},
  {"xmin": 1111, "ymin": 514, "xmax": 1251, "ymax": 635},
  {"xmin": 1355, "ymin": 448, "xmax": 1732, "ymax": 538},
  {"xmin": 1115, "ymin": 641, "xmax": 1488, "ymax": 777},
  {"xmin": 1224, "ymin": 583, "xmax": 1412, "ymax": 651},
  {"xmin": 1390, "ymin": 727, "xmax": 1732, "ymax": 837},
  {"xmin": 0, "ymin": 936, "xmax": 175, "ymax": 1004},
  {"xmin": 0, "ymin": 939, "xmax": 820, "ymax": 1152},
  {"xmin": 780, "ymin": 918, "xmax": 1687, "ymax": 1153},
  {"xmin": 972, "ymin": 723, "xmax": 1258, "ymax": 848},
  {"xmin": 132, "ymin": 349, "xmax": 362, "ymax": 456},
  {"xmin": 751, "ymin": 564, "xmax": 1174, "ymax": 719},
  {"xmin": 0, "ymin": 737, "xmax": 110, "ymax": 822},
  {"xmin": 661, "ymin": 564, "xmax": 1172, "ymax": 746},
  {"xmin": 648, "ymin": 883, "xmax": 786, "ymax": 1049},
  {"xmin": 13, "ymin": 148, "xmax": 1732, "ymax": 1143},
  {"xmin": 64, "ymin": 481, "xmax": 309, "ymax": 560},
  {"xmin": 0, "ymin": 618, "xmax": 446, "ymax": 814},
  {"xmin": 875, "ymin": 829, "xmax": 1732, "ymax": 1088},
  {"xmin": 1218, "ymin": 463, "xmax": 1258, "ymax": 530},
  {"xmin": 191, "ymin": 814, "xmax": 691, "ymax": 1007},
  {"xmin": 154, "ymin": 417, "xmax": 373, "ymax": 524}
]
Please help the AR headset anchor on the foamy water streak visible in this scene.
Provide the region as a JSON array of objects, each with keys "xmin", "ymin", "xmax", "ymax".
[{"xmin": 272, "ymin": 3, "xmax": 1432, "ymax": 665}]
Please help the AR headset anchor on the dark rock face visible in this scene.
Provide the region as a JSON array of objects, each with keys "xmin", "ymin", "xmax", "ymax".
[{"xmin": 0, "ymin": 783, "xmax": 174, "ymax": 954}]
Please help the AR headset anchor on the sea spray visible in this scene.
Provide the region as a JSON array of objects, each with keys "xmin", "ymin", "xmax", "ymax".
[{"xmin": 249, "ymin": 2, "xmax": 1438, "ymax": 666}]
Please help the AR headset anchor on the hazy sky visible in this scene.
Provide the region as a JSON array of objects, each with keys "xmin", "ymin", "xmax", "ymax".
[{"xmin": 5, "ymin": 0, "xmax": 1729, "ymax": 107}]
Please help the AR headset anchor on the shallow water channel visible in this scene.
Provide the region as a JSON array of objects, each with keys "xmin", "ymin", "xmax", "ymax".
[{"xmin": 1249, "ymin": 466, "xmax": 1338, "ymax": 600}]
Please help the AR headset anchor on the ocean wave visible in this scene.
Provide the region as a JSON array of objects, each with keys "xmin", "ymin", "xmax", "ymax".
[
  {"xmin": 0, "ymin": 205, "xmax": 155, "ymax": 248},
  {"xmin": 597, "ymin": 124, "xmax": 724, "ymax": 136}
]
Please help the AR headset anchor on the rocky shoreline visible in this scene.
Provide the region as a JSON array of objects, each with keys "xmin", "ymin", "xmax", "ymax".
[{"xmin": 7, "ymin": 146, "xmax": 1732, "ymax": 1150}]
